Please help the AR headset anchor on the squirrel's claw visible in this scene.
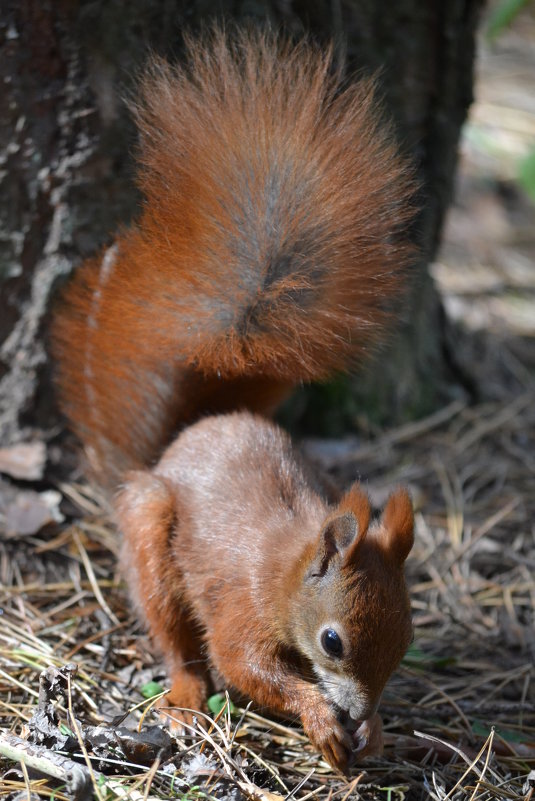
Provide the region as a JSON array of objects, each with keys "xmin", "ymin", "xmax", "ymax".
[{"xmin": 351, "ymin": 713, "xmax": 384, "ymax": 759}]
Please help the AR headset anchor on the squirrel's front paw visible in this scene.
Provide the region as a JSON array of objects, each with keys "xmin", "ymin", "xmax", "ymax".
[
  {"xmin": 158, "ymin": 671, "xmax": 207, "ymax": 734},
  {"xmin": 301, "ymin": 703, "xmax": 353, "ymax": 773},
  {"xmin": 352, "ymin": 713, "xmax": 383, "ymax": 759}
]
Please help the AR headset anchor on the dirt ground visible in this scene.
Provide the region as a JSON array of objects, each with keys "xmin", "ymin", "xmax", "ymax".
[{"xmin": 0, "ymin": 9, "xmax": 534, "ymax": 801}]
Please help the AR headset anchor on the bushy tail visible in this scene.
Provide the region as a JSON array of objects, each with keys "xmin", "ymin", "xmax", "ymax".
[{"xmin": 52, "ymin": 28, "xmax": 417, "ymax": 485}]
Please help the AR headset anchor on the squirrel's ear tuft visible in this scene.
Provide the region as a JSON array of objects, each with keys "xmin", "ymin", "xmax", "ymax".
[
  {"xmin": 337, "ymin": 483, "xmax": 371, "ymax": 537},
  {"xmin": 378, "ymin": 488, "xmax": 414, "ymax": 563},
  {"xmin": 306, "ymin": 508, "xmax": 366, "ymax": 580}
]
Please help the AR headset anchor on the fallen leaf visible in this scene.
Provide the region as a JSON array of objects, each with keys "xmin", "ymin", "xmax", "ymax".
[
  {"xmin": 0, "ymin": 441, "xmax": 46, "ymax": 481},
  {"xmin": 3, "ymin": 489, "xmax": 64, "ymax": 536}
]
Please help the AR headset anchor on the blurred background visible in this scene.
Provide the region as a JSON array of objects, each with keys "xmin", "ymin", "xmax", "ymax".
[{"xmin": 432, "ymin": 0, "xmax": 535, "ymax": 402}]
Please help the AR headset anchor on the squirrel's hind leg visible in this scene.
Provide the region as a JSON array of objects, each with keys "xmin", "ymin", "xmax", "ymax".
[{"xmin": 116, "ymin": 471, "xmax": 209, "ymax": 730}]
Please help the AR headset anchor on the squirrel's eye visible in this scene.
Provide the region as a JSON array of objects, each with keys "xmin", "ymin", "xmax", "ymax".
[{"xmin": 320, "ymin": 627, "xmax": 343, "ymax": 658}]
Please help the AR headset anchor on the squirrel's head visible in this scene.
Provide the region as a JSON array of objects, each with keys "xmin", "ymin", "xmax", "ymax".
[{"xmin": 290, "ymin": 486, "xmax": 414, "ymax": 727}]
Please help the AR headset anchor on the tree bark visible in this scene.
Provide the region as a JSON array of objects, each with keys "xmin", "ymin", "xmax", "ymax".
[{"xmin": 0, "ymin": 0, "xmax": 482, "ymax": 448}]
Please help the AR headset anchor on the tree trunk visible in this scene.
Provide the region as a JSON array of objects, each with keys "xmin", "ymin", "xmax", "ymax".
[{"xmin": 0, "ymin": 0, "xmax": 482, "ymax": 450}]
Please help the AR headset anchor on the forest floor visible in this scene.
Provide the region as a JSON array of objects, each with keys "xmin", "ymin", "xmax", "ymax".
[{"xmin": 1, "ymin": 9, "xmax": 534, "ymax": 801}]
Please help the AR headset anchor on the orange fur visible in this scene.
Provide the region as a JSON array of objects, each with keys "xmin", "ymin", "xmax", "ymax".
[
  {"xmin": 52, "ymin": 29, "xmax": 416, "ymax": 485},
  {"xmin": 118, "ymin": 413, "xmax": 414, "ymax": 772}
]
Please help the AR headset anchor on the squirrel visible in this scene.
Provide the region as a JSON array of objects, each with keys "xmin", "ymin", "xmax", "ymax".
[{"xmin": 52, "ymin": 29, "xmax": 417, "ymax": 772}]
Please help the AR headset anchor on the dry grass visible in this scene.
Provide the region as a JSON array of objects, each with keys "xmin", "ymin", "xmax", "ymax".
[{"xmin": 1, "ymin": 388, "xmax": 534, "ymax": 801}]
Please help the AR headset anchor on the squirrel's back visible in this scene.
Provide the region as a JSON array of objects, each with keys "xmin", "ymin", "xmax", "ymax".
[{"xmin": 52, "ymin": 29, "xmax": 416, "ymax": 485}]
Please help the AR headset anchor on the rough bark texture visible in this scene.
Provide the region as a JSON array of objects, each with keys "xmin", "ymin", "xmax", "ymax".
[{"xmin": 0, "ymin": 0, "xmax": 482, "ymax": 448}]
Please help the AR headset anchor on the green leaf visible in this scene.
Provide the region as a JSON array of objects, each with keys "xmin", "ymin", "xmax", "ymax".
[
  {"xmin": 139, "ymin": 680, "xmax": 165, "ymax": 698},
  {"xmin": 518, "ymin": 147, "xmax": 535, "ymax": 204},
  {"xmin": 59, "ymin": 723, "xmax": 75, "ymax": 736},
  {"xmin": 207, "ymin": 692, "xmax": 236, "ymax": 717},
  {"xmin": 402, "ymin": 643, "xmax": 427, "ymax": 664},
  {"xmin": 402, "ymin": 643, "xmax": 457, "ymax": 670},
  {"xmin": 486, "ymin": 0, "xmax": 531, "ymax": 41},
  {"xmin": 472, "ymin": 720, "xmax": 528, "ymax": 743},
  {"xmin": 378, "ymin": 786, "xmax": 409, "ymax": 801}
]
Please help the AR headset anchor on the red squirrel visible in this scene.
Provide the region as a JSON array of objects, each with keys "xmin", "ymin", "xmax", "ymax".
[{"xmin": 52, "ymin": 29, "xmax": 417, "ymax": 772}]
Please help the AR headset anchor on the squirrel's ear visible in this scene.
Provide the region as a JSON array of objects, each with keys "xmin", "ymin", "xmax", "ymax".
[
  {"xmin": 306, "ymin": 511, "xmax": 363, "ymax": 580},
  {"xmin": 377, "ymin": 488, "xmax": 414, "ymax": 563},
  {"xmin": 337, "ymin": 483, "xmax": 371, "ymax": 566}
]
